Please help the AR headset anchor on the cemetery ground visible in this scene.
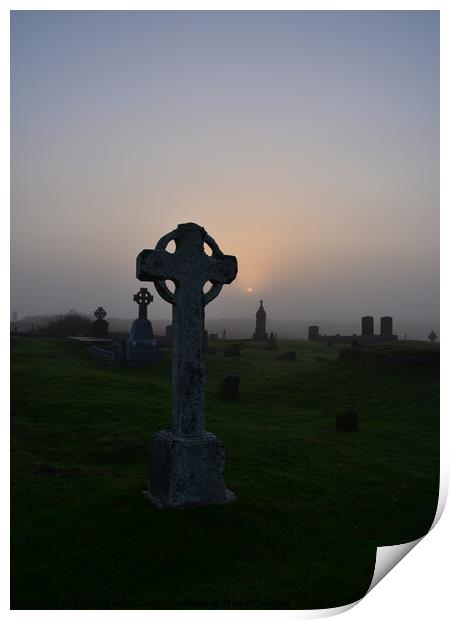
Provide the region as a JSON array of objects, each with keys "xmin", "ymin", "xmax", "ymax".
[{"xmin": 11, "ymin": 336, "xmax": 439, "ymax": 610}]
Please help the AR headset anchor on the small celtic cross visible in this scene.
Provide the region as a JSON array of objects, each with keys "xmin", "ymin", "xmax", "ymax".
[
  {"xmin": 133, "ymin": 287, "xmax": 153, "ymax": 320},
  {"xmin": 94, "ymin": 306, "xmax": 107, "ymax": 321}
]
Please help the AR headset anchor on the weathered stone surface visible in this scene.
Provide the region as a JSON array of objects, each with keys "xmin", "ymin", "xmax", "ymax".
[
  {"xmin": 144, "ymin": 430, "xmax": 235, "ymax": 508},
  {"xmin": 220, "ymin": 374, "xmax": 240, "ymax": 399},
  {"xmin": 336, "ymin": 406, "xmax": 358, "ymax": 432},
  {"xmin": 137, "ymin": 222, "xmax": 238, "ymax": 507}
]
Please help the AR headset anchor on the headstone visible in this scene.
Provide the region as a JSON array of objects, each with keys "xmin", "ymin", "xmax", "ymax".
[
  {"xmin": 92, "ymin": 307, "xmax": 109, "ymax": 338},
  {"xmin": 137, "ymin": 222, "xmax": 238, "ymax": 507},
  {"xmin": 223, "ymin": 329, "xmax": 227, "ymax": 340},
  {"xmin": 209, "ymin": 333, "xmax": 218, "ymax": 341},
  {"xmin": 428, "ymin": 330, "xmax": 437, "ymax": 343},
  {"xmin": 126, "ymin": 287, "xmax": 163, "ymax": 363},
  {"xmin": 380, "ymin": 316, "xmax": 393, "ymax": 337},
  {"xmin": 308, "ymin": 325, "xmax": 320, "ymax": 340},
  {"xmin": 253, "ymin": 300, "xmax": 268, "ymax": 340},
  {"xmin": 361, "ymin": 316, "xmax": 374, "ymax": 337},
  {"xmin": 220, "ymin": 374, "xmax": 240, "ymax": 399},
  {"xmin": 336, "ymin": 406, "xmax": 358, "ymax": 432}
]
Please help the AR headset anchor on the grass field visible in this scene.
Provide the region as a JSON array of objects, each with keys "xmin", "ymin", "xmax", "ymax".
[{"xmin": 11, "ymin": 336, "xmax": 439, "ymax": 609}]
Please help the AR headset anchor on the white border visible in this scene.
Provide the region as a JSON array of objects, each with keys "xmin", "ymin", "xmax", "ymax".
[{"xmin": 3, "ymin": 3, "xmax": 447, "ymax": 617}]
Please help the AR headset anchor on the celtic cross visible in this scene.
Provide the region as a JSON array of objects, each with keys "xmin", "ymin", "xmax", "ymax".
[
  {"xmin": 94, "ymin": 307, "xmax": 107, "ymax": 321},
  {"xmin": 133, "ymin": 287, "xmax": 153, "ymax": 320},
  {"xmin": 137, "ymin": 222, "xmax": 237, "ymax": 436}
]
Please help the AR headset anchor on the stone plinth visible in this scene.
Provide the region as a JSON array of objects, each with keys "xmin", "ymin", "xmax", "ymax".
[
  {"xmin": 92, "ymin": 319, "xmax": 109, "ymax": 339},
  {"xmin": 145, "ymin": 430, "xmax": 235, "ymax": 508},
  {"xmin": 126, "ymin": 319, "xmax": 163, "ymax": 362}
]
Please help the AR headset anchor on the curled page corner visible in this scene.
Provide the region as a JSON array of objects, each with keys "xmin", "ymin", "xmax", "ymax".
[
  {"xmin": 300, "ymin": 477, "xmax": 449, "ymax": 618},
  {"xmin": 366, "ymin": 473, "xmax": 448, "ymax": 596},
  {"xmin": 295, "ymin": 600, "xmax": 362, "ymax": 618}
]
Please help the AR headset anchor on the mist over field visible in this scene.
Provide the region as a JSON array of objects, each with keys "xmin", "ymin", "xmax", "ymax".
[{"xmin": 11, "ymin": 11, "xmax": 439, "ymax": 328}]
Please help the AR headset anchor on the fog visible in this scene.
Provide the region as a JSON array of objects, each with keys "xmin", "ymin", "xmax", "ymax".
[{"xmin": 11, "ymin": 11, "xmax": 439, "ymax": 328}]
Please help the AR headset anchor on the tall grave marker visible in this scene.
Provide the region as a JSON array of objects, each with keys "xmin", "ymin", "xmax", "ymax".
[
  {"xmin": 126, "ymin": 287, "xmax": 163, "ymax": 362},
  {"xmin": 92, "ymin": 306, "xmax": 109, "ymax": 339},
  {"xmin": 137, "ymin": 222, "xmax": 238, "ymax": 507}
]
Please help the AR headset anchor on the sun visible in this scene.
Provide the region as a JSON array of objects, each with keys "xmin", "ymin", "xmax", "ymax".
[{"xmin": 246, "ymin": 287, "xmax": 253, "ymax": 293}]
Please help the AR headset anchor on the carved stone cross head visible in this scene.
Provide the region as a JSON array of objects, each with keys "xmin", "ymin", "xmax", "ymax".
[
  {"xmin": 133, "ymin": 287, "xmax": 153, "ymax": 320},
  {"xmin": 136, "ymin": 222, "xmax": 237, "ymax": 307},
  {"xmin": 94, "ymin": 306, "xmax": 107, "ymax": 321}
]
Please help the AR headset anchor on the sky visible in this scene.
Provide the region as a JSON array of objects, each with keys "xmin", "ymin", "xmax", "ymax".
[{"xmin": 10, "ymin": 10, "xmax": 439, "ymax": 324}]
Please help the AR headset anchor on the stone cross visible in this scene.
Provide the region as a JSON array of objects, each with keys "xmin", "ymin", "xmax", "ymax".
[
  {"xmin": 94, "ymin": 306, "xmax": 107, "ymax": 320},
  {"xmin": 133, "ymin": 287, "xmax": 153, "ymax": 320},
  {"xmin": 137, "ymin": 222, "xmax": 237, "ymax": 436}
]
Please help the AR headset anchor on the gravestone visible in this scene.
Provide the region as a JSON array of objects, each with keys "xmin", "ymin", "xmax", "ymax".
[
  {"xmin": 137, "ymin": 222, "xmax": 238, "ymax": 507},
  {"xmin": 223, "ymin": 329, "xmax": 227, "ymax": 340},
  {"xmin": 336, "ymin": 406, "xmax": 358, "ymax": 432},
  {"xmin": 380, "ymin": 316, "xmax": 393, "ymax": 337},
  {"xmin": 220, "ymin": 375, "xmax": 240, "ymax": 399},
  {"xmin": 308, "ymin": 325, "xmax": 320, "ymax": 340},
  {"xmin": 253, "ymin": 300, "xmax": 268, "ymax": 340},
  {"xmin": 209, "ymin": 333, "xmax": 218, "ymax": 341},
  {"xmin": 92, "ymin": 307, "xmax": 109, "ymax": 338},
  {"xmin": 126, "ymin": 287, "xmax": 163, "ymax": 363},
  {"xmin": 428, "ymin": 330, "xmax": 437, "ymax": 343},
  {"xmin": 361, "ymin": 316, "xmax": 374, "ymax": 337}
]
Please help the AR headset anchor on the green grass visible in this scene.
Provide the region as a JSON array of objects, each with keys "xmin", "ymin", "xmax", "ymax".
[{"xmin": 11, "ymin": 337, "xmax": 439, "ymax": 609}]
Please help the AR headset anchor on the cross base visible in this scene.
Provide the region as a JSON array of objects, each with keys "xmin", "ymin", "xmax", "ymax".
[{"xmin": 144, "ymin": 430, "xmax": 236, "ymax": 508}]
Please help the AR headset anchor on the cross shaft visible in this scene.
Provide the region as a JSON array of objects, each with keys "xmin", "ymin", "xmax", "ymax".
[{"xmin": 137, "ymin": 223, "xmax": 237, "ymax": 436}]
